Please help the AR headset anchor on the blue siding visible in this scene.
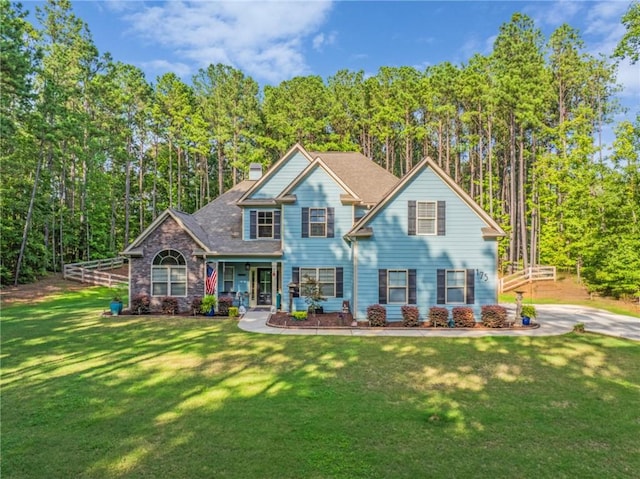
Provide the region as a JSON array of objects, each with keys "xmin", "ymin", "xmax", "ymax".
[
  {"xmin": 282, "ymin": 166, "xmax": 353, "ymax": 313},
  {"xmin": 243, "ymin": 206, "xmax": 280, "ymax": 241},
  {"xmin": 355, "ymin": 167, "xmax": 499, "ymax": 322},
  {"xmin": 250, "ymin": 151, "xmax": 310, "ymax": 199}
]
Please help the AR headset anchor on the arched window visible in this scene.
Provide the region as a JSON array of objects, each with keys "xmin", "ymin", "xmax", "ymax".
[{"xmin": 151, "ymin": 250, "xmax": 187, "ymax": 296}]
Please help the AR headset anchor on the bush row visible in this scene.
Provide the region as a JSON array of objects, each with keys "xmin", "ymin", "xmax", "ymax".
[
  {"xmin": 365, "ymin": 304, "xmax": 509, "ymax": 328},
  {"xmin": 126, "ymin": 294, "xmax": 239, "ymax": 316}
]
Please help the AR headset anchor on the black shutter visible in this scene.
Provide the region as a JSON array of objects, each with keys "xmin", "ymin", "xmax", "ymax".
[
  {"xmin": 326, "ymin": 207, "xmax": 335, "ymax": 238},
  {"xmin": 250, "ymin": 210, "xmax": 257, "ymax": 239},
  {"xmin": 466, "ymin": 269, "xmax": 475, "ymax": 304},
  {"xmin": 378, "ymin": 269, "xmax": 387, "ymax": 304},
  {"xmin": 335, "ymin": 267, "xmax": 343, "ymax": 297},
  {"xmin": 408, "ymin": 269, "xmax": 417, "ymax": 304},
  {"xmin": 408, "ymin": 201, "xmax": 416, "ymax": 235},
  {"xmin": 292, "ymin": 267, "xmax": 300, "ymax": 297},
  {"xmin": 274, "ymin": 211, "xmax": 281, "ymax": 239},
  {"xmin": 301, "ymin": 207, "xmax": 309, "ymax": 238},
  {"xmin": 437, "ymin": 201, "xmax": 446, "ymax": 236},
  {"xmin": 437, "ymin": 269, "xmax": 446, "ymax": 304}
]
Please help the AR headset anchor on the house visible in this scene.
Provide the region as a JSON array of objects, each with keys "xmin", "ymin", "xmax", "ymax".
[{"xmin": 122, "ymin": 144, "xmax": 505, "ymax": 321}]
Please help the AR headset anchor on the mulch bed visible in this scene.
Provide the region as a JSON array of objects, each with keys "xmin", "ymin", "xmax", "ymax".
[
  {"xmin": 267, "ymin": 311, "xmax": 540, "ymax": 330},
  {"xmin": 268, "ymin": 311, "xmax": 356, "ymax": 328}
]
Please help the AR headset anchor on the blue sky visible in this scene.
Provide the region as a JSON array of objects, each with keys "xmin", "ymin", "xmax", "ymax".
[{"xmin": 26, "ymin": 1, "xmax": 638, "ymax": 121}]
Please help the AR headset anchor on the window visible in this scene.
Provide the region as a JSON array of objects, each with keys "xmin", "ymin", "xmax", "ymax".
[
  {"xmin": 446, "ymin": 270, "xmax": 466, "ymax": 303},
  {"xmin": 408, "ymin": 201, "xmax": 445, "ymax": 236},
  {"xmin": 388, "ymin": 270, "xmax": 408, "ymax": 303},
  {"xmin": 300, "ymin": 267, "xmax": 336, "ymax": 297},
  {"xmin": 257, "ymin": 211, "xmax": 274, "ymax": 239},
  {"xmin": 417, "ymin": 201, "xmax": 436, "ymax": 235},
  {"xmin": 309, "ymin": 208, "xmax": 327, "ymax": 237},
  {"xmin": 250, "ymin": 210, "xmax": 281, "ymax": 239},
  {"xmin": 223, "ymin": 266, "xmax": 235, "ymax": 291},
  {"xmin": 151, "ymin": 250, "xmax": 187, "ymax": 296}
]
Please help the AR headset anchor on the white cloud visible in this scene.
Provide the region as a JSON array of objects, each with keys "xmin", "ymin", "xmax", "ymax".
[
  {"xmin": 616, "ymin": 60, "xmax": 640, "ymax": 98},
  {"xmin": 141, "ymin": 60, "xmax": 193, "ymax": 80},
  {"xmin": 580, "ymin": 2, "xmax": 639, "ymax": 100},
  {"xmin": 528, "ymin": 0, "xmax": 583, "ymax": 28},
  {"xmin": 312, "ymin": 31, "xmax": 337, "ymax": 51},
  {"xmin": 121, "ymin": 0, "xmax": 334, "ymax": 83}
]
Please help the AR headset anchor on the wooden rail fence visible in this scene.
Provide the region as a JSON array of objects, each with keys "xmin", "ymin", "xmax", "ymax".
[
  {"xmin": 499, "ymin": 266, "xmax": 556, "ymax": 293},
  {"xmin": 63, "ymin": 257, "xmax": 128, "ymax": 287}
]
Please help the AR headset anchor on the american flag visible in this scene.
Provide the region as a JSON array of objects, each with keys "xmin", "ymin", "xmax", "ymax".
[{"xmin": 206, "ymin": 264, "xmax": 217, "ymax": 295}]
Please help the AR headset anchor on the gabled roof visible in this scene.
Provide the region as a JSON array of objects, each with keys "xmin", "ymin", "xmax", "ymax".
[
  {"xmin": 237, "ymin": 143, "xmax": 314, "ymax": 204},
  {"xmin": 276, "ymin": 157, "xmax": 360, "ymax": 202},
  {"xmin": 346, "ymin": 157, "xmax": 506, "ymax": 239},
  {"xmin": 193, "ymin": 181, "xmax": 281, "ymax": 256},
  {"xmin": 310, "ymin": 151, "xmax": 399, "ymax": 206},
  {"xmin": 121, "ymin": 208, "xmax": 211, "ymax": 256}
]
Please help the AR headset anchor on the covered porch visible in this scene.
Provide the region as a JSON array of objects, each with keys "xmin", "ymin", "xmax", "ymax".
[{"xmin": 207, "ymin": 259, "xmax": 282, "ymax": 310}]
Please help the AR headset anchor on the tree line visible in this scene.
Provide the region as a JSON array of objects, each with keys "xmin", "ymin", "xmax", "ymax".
[{"xmin": 1, "ymin": 0, "xmax": 639, "ymax": 298}]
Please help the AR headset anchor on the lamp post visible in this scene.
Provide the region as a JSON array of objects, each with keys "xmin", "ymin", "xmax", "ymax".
[{"xmin": 288, "ymin": 281, "xmax": 297, "ymax": 313}]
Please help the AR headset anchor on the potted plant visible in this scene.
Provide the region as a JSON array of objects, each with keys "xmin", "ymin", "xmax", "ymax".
[
  {"xmin": 110, "ymin": 296, "xmax": 123, "ymax": 316},
  {"xmin": 200, "ymin": 295, "xmax": 217, "ymax": 316},
  {"xmin": 521, "ymin": 304, "xmax": 536, "ymax": 326},
  {"xmin": 301, "ymin": 275, "xmax": 326, "ymax": 316}
]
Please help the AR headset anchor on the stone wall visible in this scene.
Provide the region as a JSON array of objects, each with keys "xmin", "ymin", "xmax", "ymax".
[{"xmin": 129, "ymin": 216, "xmax": 205, "ymax": 313}]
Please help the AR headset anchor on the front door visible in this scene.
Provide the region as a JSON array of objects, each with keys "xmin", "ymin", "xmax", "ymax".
[{"xmin": 257, "ymin": 268, "xmax": 272, "ymax": 305}]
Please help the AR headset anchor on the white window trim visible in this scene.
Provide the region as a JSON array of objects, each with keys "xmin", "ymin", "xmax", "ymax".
[
  {"xmin": 300, "ymin": 267, "xmax": 336, "ymax": 297},
  {"xmin": 309, "ymin": 207, "xmax": 327, "ymax": 238},
  {"xmin": 445, "ymin": 269, "xmax": 466, "ymax": 304},
  {"xmin": 387, "ymin": 269, "xmax": 408, "ymax": 304},
  {"xmin": 151, "ymin": 250, "xmax": 187, "ymax": 297},
  {"xmin": 223, "ymin": 265, "xmax": 235, "ymax": 292},
  {"xmin": 416, "ymin": 201, "xmax": 437, "ymax": 236},
  {"xmin": 257, "ymin": 210, "xmax": 274, "ymax": 239}
]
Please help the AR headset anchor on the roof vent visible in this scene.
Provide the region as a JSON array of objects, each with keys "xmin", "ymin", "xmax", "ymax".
[{"xmin": 249, "ymin": 163, "xmax": 263, "ymax": 180}]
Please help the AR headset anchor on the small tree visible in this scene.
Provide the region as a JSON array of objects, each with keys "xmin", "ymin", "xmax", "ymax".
[{"xmin": 301, "ymin": 275, "xmax": 326, "ymax": 316}]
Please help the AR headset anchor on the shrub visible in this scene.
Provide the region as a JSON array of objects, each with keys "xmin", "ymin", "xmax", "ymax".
[
  {"xmin": 218, "ymin": 296, "xmax": 233, "ymax": 316},
  {"xmin": 573, "ymin": 322, "xmax": 585, "ymax": 333},
  {"xmin": 292, "ymin": 311, "xmax": 308, "ymax": 320},
  {"xmin": 229, "ymin": 306, "xmax": 239, "ymax": 318},
  {"xmin": 452, "ymin": 306, "xmax": 475, "ymax": 328},
  {"xmin": 191, "ymin": 297, "xmax": 203, "ymax": 315},
  {"xmin": 429, "ymin": 306, "xmax": 449, "ymax": 327},
  {"xmin": 161, "ymin": 297, "xmax": 178, "ymax": 315},
  {"xmin": 401, "ymin": 305, "xmax": 420, "ymax": 327},
  {"xmin": 367, "ymin": 304, "xmax": 387, "ymax": 327},
  {"xmin": 131, "ymin": 294, "xmax": 151, "ymax": 314},
  {"xmin": 481, "ymin": 305, "xmax": 507, "ymax": 328}
]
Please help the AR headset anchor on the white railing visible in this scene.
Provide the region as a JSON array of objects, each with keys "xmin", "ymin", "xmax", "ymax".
[
  {"xmin": 63, "ymin": 257, "xmax": 128, "ymax": 287},
  {"xmin": 499, "ymin": 266, "xmax": 556, "ymax": 293}
]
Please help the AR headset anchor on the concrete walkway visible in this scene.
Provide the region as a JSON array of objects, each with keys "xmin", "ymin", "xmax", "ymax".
[{"xmin": 238, "ymin": 304, "xmax": 640, "ymax": 341}]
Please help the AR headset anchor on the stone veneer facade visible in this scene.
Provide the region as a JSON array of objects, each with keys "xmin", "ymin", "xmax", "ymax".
[{"xmin": 129, "ymin": 216, "xmax": 205, "ymax": 313}]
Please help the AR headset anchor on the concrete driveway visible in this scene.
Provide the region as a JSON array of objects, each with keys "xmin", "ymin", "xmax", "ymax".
[{"xmin": 238, "ymin": 304, "xmax": 639, "ymax": 341}]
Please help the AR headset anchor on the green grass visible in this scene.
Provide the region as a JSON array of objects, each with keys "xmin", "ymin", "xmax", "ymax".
[{"xmin": 2, "ymin": 287, "xmax": 640, "ymax": 478}]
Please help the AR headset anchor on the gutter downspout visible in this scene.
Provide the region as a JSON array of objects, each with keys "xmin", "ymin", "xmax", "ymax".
[{"xmin": 353, "ymin": 239, "xmax": 358, "ymax": 321}]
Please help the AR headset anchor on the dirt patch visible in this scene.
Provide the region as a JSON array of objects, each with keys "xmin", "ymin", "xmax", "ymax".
[
  {"xmin": 505, "ymin": 275, "xmax": 640, "ymax": 316},
  {"xmin": 1, "ymin": 273, "xmax": 92, "ymax": 306}
]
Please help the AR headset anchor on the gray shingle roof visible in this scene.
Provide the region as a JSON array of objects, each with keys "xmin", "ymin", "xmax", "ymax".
[
  {"xmin": 169, "ymin": 208, "xmax": 211, "ymax": 248},
  {"xmin": 310, "ymin": 151, "xmax": 399, "ymax": 205},
  {"xmin": 192, "ymin": 181, "xmax": 282, "ymax": 255}
]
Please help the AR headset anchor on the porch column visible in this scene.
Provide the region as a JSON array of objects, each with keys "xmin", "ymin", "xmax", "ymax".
[{"xmin": 271, "ymin": 261, "xmax": 278, "ymax": 310}]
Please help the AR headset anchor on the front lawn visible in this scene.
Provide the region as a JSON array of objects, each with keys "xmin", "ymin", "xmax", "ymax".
[{"xmin": 2, "ymin": 287, "xmax": 639, "ymax": 478}]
